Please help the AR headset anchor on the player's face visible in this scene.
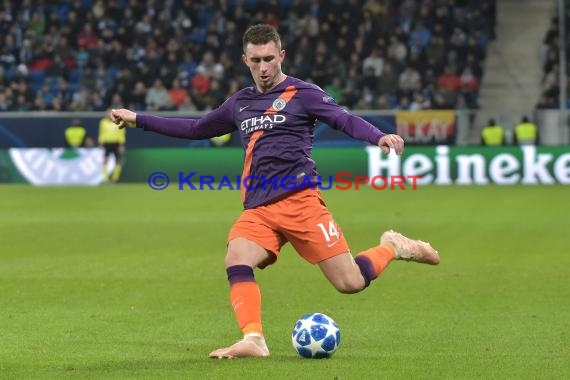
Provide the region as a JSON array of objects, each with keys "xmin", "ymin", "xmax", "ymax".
[{"xmin": 242, "ymin": 41, "xmax": 285, "ymax": 93}]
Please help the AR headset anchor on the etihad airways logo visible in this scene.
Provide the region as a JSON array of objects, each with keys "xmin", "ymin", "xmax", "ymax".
[{"xmin": 240, "ymin": 114, "xmax": 286, "ymax": 134}]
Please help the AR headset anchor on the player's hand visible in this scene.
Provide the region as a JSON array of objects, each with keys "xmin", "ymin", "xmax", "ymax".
[
  {"xmin": 111, "ymin": 108, "xmax": 137, "ymax": 129},
  {"xmin": 378, "ymin": 134, "xmax": 404, "ymax": 155}
]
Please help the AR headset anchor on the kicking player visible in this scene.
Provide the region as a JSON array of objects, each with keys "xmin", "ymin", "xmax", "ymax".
[{"xmin": 111, "ymin": 24, "xmax": 440, "ymax": 359}]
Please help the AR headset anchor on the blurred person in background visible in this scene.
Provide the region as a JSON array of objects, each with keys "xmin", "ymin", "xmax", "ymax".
[
  {"xmin": 514, "ymin": 116, "xmax": 538, "ymax": 145},
  {"xmin": 481, "ymin": 118, "xmax": 505, "ymax": 146},
  {"xmin": 98, "ymin": 108, "xmax": 126, "ymax": 183},
  {"xmin": 65, "ymin": 118, "xmax": 87, "ymax": 148}
]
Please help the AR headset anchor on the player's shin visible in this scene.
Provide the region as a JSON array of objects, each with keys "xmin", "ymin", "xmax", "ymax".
[
  {"xmin": 354, "ymin": 244, "xmax": 396, "ymax": 287},
  {"xmin": 227, "ymin": 265, "xmax": 263, "ymax": 336}
]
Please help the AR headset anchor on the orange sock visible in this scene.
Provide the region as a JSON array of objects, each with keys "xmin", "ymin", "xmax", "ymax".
[
  {"xmin": 354, "ymin": 244, "xmax": 396, "ymax": 287},
  {"xmin": 230, "ymin": 281, "xmax": 263, "ymax": 336}
]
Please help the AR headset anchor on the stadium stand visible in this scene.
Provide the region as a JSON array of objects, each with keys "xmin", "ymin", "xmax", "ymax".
[
  {"xmin": 538, "ymin": 13, "xmax": 564, "ymax": 109},
  {"xmin": 0, "ymin": 0, "xmax": 495, "ymax": 112}
]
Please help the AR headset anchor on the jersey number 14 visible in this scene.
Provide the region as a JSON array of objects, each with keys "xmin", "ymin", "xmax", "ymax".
[{"xmin": 317, "ymin": 220, "xmax": 340, "ymax": 242}]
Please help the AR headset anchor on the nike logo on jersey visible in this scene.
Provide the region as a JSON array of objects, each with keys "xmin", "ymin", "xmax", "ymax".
[
  {"xmin": 327, "ymin": 240, "xmax": 340, "ymax": 248},
  {"xmin": 239, "ymin": 105, "xmax": 250, "ymax": 112}
]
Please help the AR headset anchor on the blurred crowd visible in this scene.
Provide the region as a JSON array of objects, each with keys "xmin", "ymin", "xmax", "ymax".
[
  {"xmin": 0, "ymin": 0, "xmax": 495, "ymax": 113},
  {"xmin": 538, "ymin": 14, "xmax": 568, "ymax": 109}
]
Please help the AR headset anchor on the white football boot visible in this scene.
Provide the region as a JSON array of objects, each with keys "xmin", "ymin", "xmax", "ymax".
[{"xmin": 381, "ymin": 230, "xmax": 440, "ymax": 265}]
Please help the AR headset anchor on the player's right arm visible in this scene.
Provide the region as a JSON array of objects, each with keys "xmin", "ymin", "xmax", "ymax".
[
  {"xmin": 301, "ymin": 85, "xmax": 404, "ymax": 155},
  {"xmin": 111, "ymin": 100, "xmax": 236, "ymax": 139}
]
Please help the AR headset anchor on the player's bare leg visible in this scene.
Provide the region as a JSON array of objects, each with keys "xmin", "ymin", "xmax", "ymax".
[
  {"xmin": 320, "ymin": 231, "xmax": 438, "ymax": 294},
  {"xmin": 209, "ymin": 237, "xmax": 272, "ymax": 359},
  {"xmin": 381, "ymin": 230, "xmax": 440, "ymax": 265},
  {"xmin": 319, "ymin": 252, "xmax": 367, "ymax": 293}
]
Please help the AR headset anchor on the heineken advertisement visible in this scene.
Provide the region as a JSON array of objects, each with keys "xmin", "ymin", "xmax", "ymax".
[
  {"xmin": 366, "ymin": 145, "xmax": 570, "ymax": 185},
  {"xmin": 1, "ymin": 146, "xmax": 569, "ymax": 185}
]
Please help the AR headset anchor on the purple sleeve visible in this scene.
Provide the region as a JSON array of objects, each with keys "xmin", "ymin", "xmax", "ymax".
[
  {"xmin": 136, "ymin": 99, "xmax": 236, "ymax": 139},
  {"xmin": 302, "ymin": 87, "xmax": 386, "ymax": 145}
]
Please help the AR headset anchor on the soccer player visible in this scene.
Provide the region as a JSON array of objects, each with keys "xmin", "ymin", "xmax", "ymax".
[
  {"xmin": 98, "ymin": 108, "xmax": 126, "ymax": 183},
  {"xmin": 111, "ymin": 24, "xmax": 440, "ymax": 359}
]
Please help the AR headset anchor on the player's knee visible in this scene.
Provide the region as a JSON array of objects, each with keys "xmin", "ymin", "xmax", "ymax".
[
  {"xmin": 225, "ymin": 238, "xmax": 268, "ymax": 268},
  {"xmin": 333, "ymin": 277, "xmax": 365, "ymax": 294},
  {"xmin": 224, "ymin": 245, "xmax": 243, "ymax": 268}
]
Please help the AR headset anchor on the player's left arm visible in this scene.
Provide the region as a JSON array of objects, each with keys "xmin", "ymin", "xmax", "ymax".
[{"xmin": 302, "ymin": 87, "xmax": 404, "ymax": 155}]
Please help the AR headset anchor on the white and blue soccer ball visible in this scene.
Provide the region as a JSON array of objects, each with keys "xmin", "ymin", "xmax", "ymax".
[{"xmin": 291, "ymin": 312, "xmax": 341, "ymax": 358}]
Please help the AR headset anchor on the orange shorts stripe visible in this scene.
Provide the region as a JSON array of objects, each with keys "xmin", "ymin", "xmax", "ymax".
[{"xmin": 228, "ymin": 188, "xmax": 350, "ymax": 265}]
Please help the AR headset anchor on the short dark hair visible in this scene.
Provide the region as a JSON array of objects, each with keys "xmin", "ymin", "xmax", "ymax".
[{"xmin": 242, "ymin": 24, "xmax": 282, "ymax": 51}]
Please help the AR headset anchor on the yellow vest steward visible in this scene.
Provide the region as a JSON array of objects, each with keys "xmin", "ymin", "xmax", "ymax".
[
  {"xmin": 482, "ymin": 126, "xmax": 504, "ymax": 145},
  {"xmin": 98, "ymin": 118, "xmax": 126, "ymax": 144},
  {"xmin": 65, "ymin": 126, "xmax": 86, "ymax": 147},
  {"xmin": 515, "ymin": 122, "xmax": 537, "ymax": 144}
]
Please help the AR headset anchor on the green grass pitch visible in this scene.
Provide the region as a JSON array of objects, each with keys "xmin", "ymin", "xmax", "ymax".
[{"xmin": 0, "ymin": 184, "xmax": 568, "ymax": 379}]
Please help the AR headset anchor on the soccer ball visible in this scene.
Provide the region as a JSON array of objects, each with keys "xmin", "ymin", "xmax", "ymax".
[{"xmin": 291, "ymin": 312, "xmax": 341, "ymax": 358}]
